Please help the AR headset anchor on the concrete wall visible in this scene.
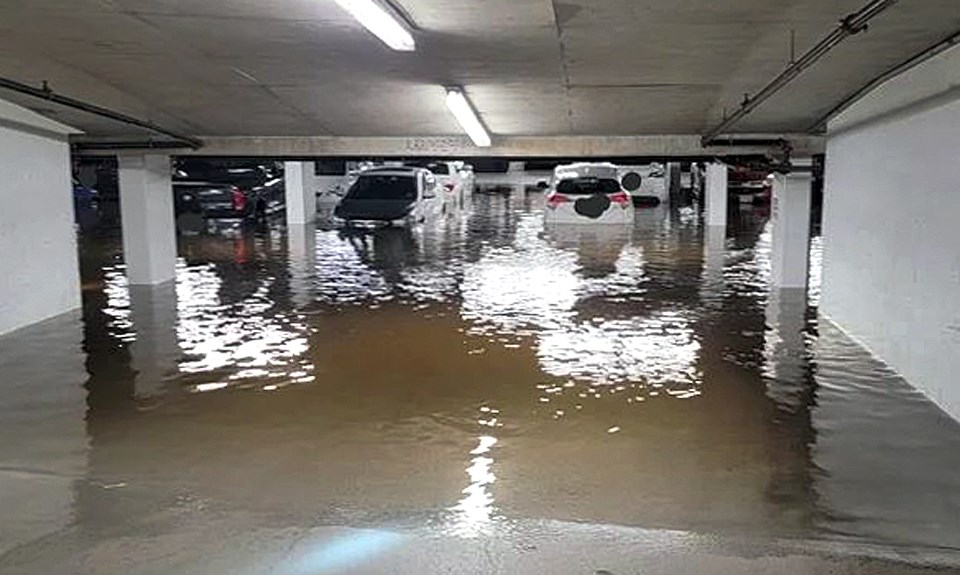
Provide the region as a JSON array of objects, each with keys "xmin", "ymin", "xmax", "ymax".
[
  {"xmin": 0, "ymin": 99, "xmax": 82, "ymax": 335},
  {"xmin": 821, "ymin": 44, "xmax": 960, "ymax": 420}
]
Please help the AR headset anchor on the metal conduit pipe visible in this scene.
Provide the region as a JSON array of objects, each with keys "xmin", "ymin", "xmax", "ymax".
[
  {"xmin": 0, "ymin": 75, "xmax": 203, "ymax": 149},
  {"xmin": 809, "ymin": 28, "xmax": 960, "ymax": 133},
  {"xmin": 701, "ymin": 0, "xmax": 900, "ymax": 146}
]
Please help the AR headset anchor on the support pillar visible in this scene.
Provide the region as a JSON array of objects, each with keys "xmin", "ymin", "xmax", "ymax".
[
  {"xmin": 287, "ymin": 223, "xmax": 317, "ymax": 309},
  {"xmin": 129, "ymin": 283, "xmax": 179, "ymax": 399},
  {"xmin": 700, "ymin": 224, "xmax": 727, "ymax": 309},
  {"xmin": 705, "ymin": 162, "xmax": 728, "ymax": 228},
  {"xmin": 284, "ymin": 161, "xmax": 317, "ymax": 226},
  {"xmin": 118, "ymin": 154, "xmax": 177, "ymax": 286},
  {"xmin": 764, "ymin": 288, "xmax": 810, "ymax": 409},
  {"xmin": 666, "ymin": 162, "xmax": 682, "ymax": 204},
  {"xmin": 770, "ymin": 170, "xmax": 813, "ymax": 289}
]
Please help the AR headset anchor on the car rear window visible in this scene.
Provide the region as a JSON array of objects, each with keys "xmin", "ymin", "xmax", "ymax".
[
  {"xmin": 556, "ymin": 177, "xmax": 622, "ymax": 195},
  {"xmin": 348, "ymin": 175, "xmax": 417, "ymax": 200}
]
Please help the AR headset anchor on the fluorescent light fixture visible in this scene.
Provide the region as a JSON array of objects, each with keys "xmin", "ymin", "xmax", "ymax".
[
  {"xmin": 445, "ymin": 88, "xmax": 491, "ymax": 148},
  {"xmin": 334, "ymin": 0, "xmax": 415, "ymax": 51}
]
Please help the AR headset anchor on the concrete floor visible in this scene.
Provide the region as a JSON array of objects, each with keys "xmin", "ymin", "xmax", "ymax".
[{"xmin": 1, "ymin": 195, "xmax": 959, "ymax": 574}]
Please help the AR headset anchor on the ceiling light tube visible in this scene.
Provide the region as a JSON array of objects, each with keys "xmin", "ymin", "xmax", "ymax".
[
  {"xmin": 334, "ymin": 0, "xmax": 415, "ymax": 51},
  {"xmin": 445, "ymin": 88, "xmax": 491, "ymax": 148}
]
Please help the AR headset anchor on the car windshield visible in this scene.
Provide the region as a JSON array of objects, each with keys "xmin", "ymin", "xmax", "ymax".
[
  {"xmin": 347, "ymin": 175, "xmax": 417, "ymax": 200},
  {"xmin": 556, "ymin": 177, "xmax": 622, "ymax": 195}
]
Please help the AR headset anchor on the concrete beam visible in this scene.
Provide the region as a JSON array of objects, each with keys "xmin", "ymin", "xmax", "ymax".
[
  {"xmin": 829, "ymin": 42, "xmax": 960, "ymax": 135},
  {"xmin": 166, "ymin": 134, "xmax": 825, "ymax": 159},
  {"xmin": 0, "ymin": 98, "xmax": 81, "ymax": 140}
]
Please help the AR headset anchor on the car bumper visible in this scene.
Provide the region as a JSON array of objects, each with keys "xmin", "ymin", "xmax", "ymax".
[{"xmin": 544, "ymin": 204, "xmax": 634, "ymax": 225}]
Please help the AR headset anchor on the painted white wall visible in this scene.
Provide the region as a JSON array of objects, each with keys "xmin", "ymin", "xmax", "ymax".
[
  {"xmin": 822, "ymin": 44, "xmax": 960, "ymax": 421},
  {"xmin": 0, "ymin": 100, "xmax": 82, "ymax": 335}
]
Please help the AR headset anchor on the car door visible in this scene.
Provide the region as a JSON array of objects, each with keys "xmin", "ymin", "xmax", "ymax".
[{"xmin": 421, "ymin": 173, "xmax": 443, "ymax": 220}]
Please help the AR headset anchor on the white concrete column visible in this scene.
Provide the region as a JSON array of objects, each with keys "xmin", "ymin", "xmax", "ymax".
[
  {"xmin": 763, "ymin": 288, "xmax": 809, "ymax": 409},
  {"xmin": 287, "ymin": 223, "xmax": 317, "ymax": 309},
  {"xmin": 118, "ymin": 154, "xmax": 177, "ymax": 286},
  {"xmin": 705, "ymin": 162, "xmax": 728, "ymax": 227},
  {"xmin": 129, "ymin": 283, "xmax": 180, "ymax": 398},
  {"xmin": 770, "ymin": 170, "xmax": 813, "ymax": 289},
  {"xmin": 285, "ymin": 161, "xmax": 317, "ymax": 225},
  {"xmin": 700, "ymin": 224, "xmax": 727, "ymax": 309}
]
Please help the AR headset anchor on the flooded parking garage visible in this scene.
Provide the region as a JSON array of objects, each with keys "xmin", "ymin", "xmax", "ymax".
[{"xmin": 1, "ymin": 193, "xmax": 959, "ymax": 574}]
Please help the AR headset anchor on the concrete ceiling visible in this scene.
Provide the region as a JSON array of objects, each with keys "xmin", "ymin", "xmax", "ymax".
[{"xmin": 0, "ymin": 0, "xmax": 957, "ymax": 139}]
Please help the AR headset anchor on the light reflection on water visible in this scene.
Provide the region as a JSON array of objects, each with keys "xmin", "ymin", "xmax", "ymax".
[
  {"xmin": 100, "ymin": 249, "xmax": 315, "ymax": 392},
  {"xmin": 8, "ymin": 193, "xmax": 954, "ymax": 555}
]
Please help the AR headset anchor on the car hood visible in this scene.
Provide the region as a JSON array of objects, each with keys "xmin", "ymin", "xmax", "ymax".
[{"xmin": 335, "ymin": 198, "xmax": 415, "ymax": 221}]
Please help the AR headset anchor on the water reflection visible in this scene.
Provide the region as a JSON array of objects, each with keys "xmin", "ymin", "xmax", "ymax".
[
  {"xmin": 450, "ymin": 434, "xmax": 499, "ymax": 537},
  {"xmin": 1, "ymin": 193, "xmax": 959, "ymax": 573}
]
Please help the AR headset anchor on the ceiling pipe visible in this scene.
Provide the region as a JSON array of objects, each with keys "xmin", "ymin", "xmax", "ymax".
[
  {"xmin": 809, "ymin": 28, "xmax": 960, "ymax": 133},
  {"xmin": 0, "ymin": 76, "xmax": 203, "ymax": 149},
  {"xmin": 701, "ymin": 0, "xmax": 900, "ymax": 146},
  {"xmin": 72, "ymin": 140, "xmax": 199, "ymax": 152}
]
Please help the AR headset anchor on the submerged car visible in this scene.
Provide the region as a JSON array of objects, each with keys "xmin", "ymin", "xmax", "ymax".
[
  {"xmin": 72, "ymin": 177, "xmax": 100, "ymax": 231},
  {"xmin": 405, "ymin": 160, "xmax": 469, "ymax": 207},
  {"xmin": 173, "ymin": 161, "xmax": 284, "ymax": 223},
  {"xmin": 334, "ymin": 167, "xmax": 443, "ymax": 225},
  {"xmin": 545, "ymin": 163, "xmax": 635, "ymax": 224},
  {"xmin": 619, "ymin": 164, "xmax": 667, "ymax": 205},
  {"xmin": 72, "ymin": 177, "xmax": 99, "ymax": 213}
]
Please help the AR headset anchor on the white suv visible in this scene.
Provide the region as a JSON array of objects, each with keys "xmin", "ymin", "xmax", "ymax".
[
  {"xmin": 618, "ymin": 164, "xmax": 667, "ymax": 205},
  {"xmin": 406, "ymin": 161, "xmax": 468, "ymax": 207},
  {"xmin": 545, "ymin": 163, "xmax": 635, "ymax": 225}
]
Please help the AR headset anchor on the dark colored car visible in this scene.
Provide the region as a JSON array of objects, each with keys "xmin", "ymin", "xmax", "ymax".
[
  {"xmin": 334, "ymin": 168, "xmax": 441, "ymax": 224},
  {"xmin": 728, "ymin": 164, "xmax": 773, "ymax": 205},
  {"xmin": 173, "ymin": 161, "xmax": 285, "ymax": 222},
  {"xmin": 73, "ymin": 177, "xmax": 100, "ymax": 231},
  {"xmin": 73, "ymin": 177, "xmax": 99, "ymax": 212}
]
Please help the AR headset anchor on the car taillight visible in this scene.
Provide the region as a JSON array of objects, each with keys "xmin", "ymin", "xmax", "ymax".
[
  {"xmin": 231, "ymin": 186, "xmax": 247, "ymax": 212},
  {"xmin": 609, "ymin": 192, "xmax": 631, "ymax": 207},
  {"xmin": 444, "ymin": 182, "xmax": 456, "ymax": 192},
  {"xmin": 547, "ymin": 194, "xmax": 571, "ymax": 209}
]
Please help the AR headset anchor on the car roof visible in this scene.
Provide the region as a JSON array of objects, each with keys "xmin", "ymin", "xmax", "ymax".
[
  {"xmin": 359, "ymin": 167, "xmax": 425, "ymax": 177},
  {"xmin": 554, "ymin": 162, "xmax": 620, "ymax": 179}
]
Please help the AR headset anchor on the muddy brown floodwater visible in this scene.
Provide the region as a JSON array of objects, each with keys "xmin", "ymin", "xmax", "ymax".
[{"xmin": 1, "ymin": 194, "xmax": 959, "ymax": 574}]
